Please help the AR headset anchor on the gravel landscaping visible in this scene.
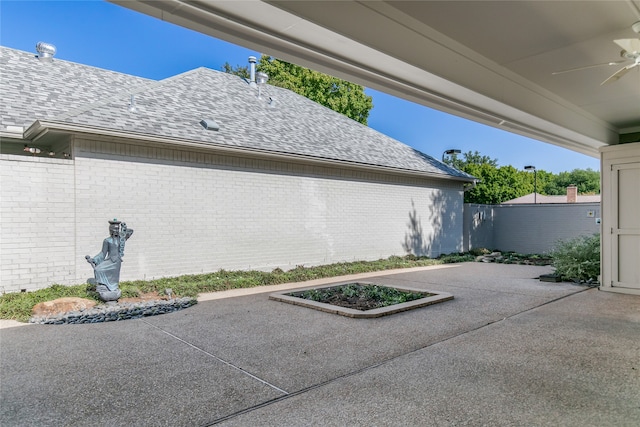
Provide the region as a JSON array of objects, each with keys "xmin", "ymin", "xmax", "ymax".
[{"xmin": 29, "ymin": 297, "xmax": 197, "ymax": 325}]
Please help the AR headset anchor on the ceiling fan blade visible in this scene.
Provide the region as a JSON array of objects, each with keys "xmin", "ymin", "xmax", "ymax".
[
  {"xmin": 614, "ymin": 38, "xmax": 640, "ymax": 53},
  {"xmin": 552, "ymin": 60, "xmax": 626, "ymax": 75},
  {"xmin": 601, "ymin": 63, "xmax": 638, "ymax": 85}
]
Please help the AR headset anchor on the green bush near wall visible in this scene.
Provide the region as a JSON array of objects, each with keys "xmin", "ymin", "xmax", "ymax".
[{"xmin": 550, "ymin": 234, "xmax": 600, "ymax": 283}]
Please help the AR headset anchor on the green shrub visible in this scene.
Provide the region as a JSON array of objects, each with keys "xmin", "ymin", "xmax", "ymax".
[
  {"xmin": 550, "ymin": 234, "xmax": 600, "ymax": 282},
  {"xmin": 438, "ymin": 253, "xmax": 475, "ymax": 263}
]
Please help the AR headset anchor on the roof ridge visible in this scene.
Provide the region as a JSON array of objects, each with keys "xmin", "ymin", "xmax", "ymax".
[{"xmin": 52, "ymin": 68, "xmax": 204, "ymax": 121}]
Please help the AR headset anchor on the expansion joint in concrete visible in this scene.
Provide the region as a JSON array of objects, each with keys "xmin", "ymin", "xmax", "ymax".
[{"xmin": 141, "ymin": 320, "xmax": 289, "ymax": 396}]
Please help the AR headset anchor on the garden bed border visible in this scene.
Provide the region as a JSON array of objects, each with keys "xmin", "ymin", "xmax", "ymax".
[{"xmin": 269, "ymin": 281, "xmax": 453, "ymax": 318}]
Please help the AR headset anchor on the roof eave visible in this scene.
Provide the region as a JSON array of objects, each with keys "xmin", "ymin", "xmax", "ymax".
[
  {"xmin": 25, "ymin": 120, "xmax": 475, "ymax": 183},
  {"xmin": 0, "ymin": 130, "xmax": 26, "ymax": 141}
]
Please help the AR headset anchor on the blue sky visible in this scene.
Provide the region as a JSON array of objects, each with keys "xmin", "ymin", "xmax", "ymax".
[{"xmin": 1, "ymin": 0, "xmax": 600, "ymax": 174}]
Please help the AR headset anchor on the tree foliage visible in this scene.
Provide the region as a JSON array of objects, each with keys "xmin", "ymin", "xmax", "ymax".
[
  {"xmin": 447, "ymin": 151, "xmax": 497, "ymax": 169},
  {"xmin": 463, "ymin": 163, "xmax": 530, "ymax": 204},
  {"xmin": 543, "ymin": 168, "xmax": 600, "ymax": 195},
  {"xmin": 222, "ymin": 62, "xmax": 250, "ymax": 79},
  {"xmin": 223, "ymin": 55, "xmax": 373, "ymax": 125},
  {"xmin": 444, "ymin": 151, "xmax": 600, "ymax": 204},
  {"xmin": 445, "ymin": 151, "xmax": 527, "ymax": 203}
]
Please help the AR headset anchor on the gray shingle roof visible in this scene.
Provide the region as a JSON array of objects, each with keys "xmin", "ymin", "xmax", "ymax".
[
  {"xmin": 1, "ymin": 46, "xmax": 472, "ymax": 180},
  {"xmin": 0, "ymin": 47, "xmax": 151, "ymax": 128}
]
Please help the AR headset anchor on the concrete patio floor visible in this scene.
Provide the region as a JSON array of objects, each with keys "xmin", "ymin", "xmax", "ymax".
[{"xmin": 1, "ymin": 263, "xmax": 638, "ymax": 426}]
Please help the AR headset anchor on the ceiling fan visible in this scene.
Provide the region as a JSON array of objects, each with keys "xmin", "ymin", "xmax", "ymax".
[{"xmin": 552, "ymin": 21, "xmax": 640, "ymax": 85}]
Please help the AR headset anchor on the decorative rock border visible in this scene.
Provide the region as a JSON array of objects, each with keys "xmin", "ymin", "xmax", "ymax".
[
  {"xmin": 270, "ymin": 282, "xmax": 453, "ymax": 318},
  {"xmin": 29, "ymin": 297, "xmax": 197, "ymax": 325}
]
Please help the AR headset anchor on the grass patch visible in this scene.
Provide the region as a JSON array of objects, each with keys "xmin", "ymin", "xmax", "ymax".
[
  {"xmin": 0, "ymin": 284, "xmax": 101, "ymax": 323},
  {"xmin": 1, "ymin": 255, "xmax": 461, "ymax": 322}
]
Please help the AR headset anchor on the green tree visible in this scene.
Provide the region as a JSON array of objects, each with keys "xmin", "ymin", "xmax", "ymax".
[
  {"xmin": 463, "ymin": 164, "xmax": 532, "ymax": 204},
  {"xmin": 445, "ymin": 151, "xmax": 600, "ymax": 203},
  {"xmin": 446, "ymin": 151, "xmax": 537, "ymax": 204},
  {"xmin": 222, "ymin": 62, "xmax": 249, "ymax": 79},
  {"xmin": 523, "ymin": 168, "xmax": 554, "ymax": 196},
  {"xmin": 223, "ymin": 55, "xmax": 373, "ymax": 125},
  {"xmin": 447, "ymin": 150, "xmax": 497, "ymax": 170},
  {"xmin": 544, "ymin": 168, "xmax": 600, "ymax": 195}
]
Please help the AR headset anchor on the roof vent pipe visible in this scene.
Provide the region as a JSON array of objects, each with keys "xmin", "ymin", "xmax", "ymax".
[
  {"xmin": 248, "ymin": 56, "xmax": 257, "ymax": 88},
  {"xmin": 35, "ymin": 42, "xmax": 56, "ymax": 62},
  {"xmin": 256, "ymin": 72, "xmax": 269, "ymax": 99},
  {"xmin": 128, "ymin": 95, "xmax": 137, "ymax": 113}
]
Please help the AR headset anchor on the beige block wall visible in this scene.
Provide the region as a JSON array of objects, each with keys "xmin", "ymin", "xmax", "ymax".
[
  {"xmin": 1, "ymin": 137, "xmax": 464, "ymax": 292},
  {"xmin": 463, "ymin": 202, "xmax": 600, "ymax": 254},
  {"xmin": 492, "ymin": 203, "xmax": 600, "ymax": 254},
  {"xmin": 462, "ymin": 204, "xmax": 495, "ymax": 251}
]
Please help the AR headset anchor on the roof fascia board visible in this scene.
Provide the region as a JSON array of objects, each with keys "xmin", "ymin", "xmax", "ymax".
[
  {"xmin": 0, "ymin": 132, "xmax": 25, "ymax": 141},
  {"xmin": 109, "ymin": 0, "xmax": 612, "ymax": 156},
  {"xmin": 25, "ymin": 120, "xmax": 473, "ymax": 183}
]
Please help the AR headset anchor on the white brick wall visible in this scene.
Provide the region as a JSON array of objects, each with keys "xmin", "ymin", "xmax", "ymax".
[
  {"xmin": 0, "ymin": 155, "xmax": 76, "ymax": 293},
  {"xmin": 1, "ymin": 137, "xmax": 464, "ymax": 292}
]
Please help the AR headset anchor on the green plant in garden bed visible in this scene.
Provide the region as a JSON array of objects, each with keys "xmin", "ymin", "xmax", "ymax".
[
  {"xmin": 500, "ymin": 252, "xmax": 553, "ymax": 265},
  {"xmin": 2, "ymin": 254, "xmax": 469, "ymax": 322},
  {"xmin": 438, "ymin": 253, "xmax": 476, "ymax": 263},
  {"xmin": 290, "ymin": 283, "xmax": 431, "ymax": 311}
]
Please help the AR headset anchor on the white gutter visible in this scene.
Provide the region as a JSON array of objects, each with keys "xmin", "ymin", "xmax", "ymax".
[{"xmin": 0, "ymin": 126, "xmax": 25, "ymax": 140}]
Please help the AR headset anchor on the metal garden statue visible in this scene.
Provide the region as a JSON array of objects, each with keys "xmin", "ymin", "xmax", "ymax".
[{"xmin": 86, "ymin": 219, "xmax": 134, "ymax": 302}]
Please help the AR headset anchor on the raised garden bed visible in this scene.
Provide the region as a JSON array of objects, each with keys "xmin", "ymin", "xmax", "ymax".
[{"xmin": 269, "ymin": 282, "xmax": 453, "ymax": 318}]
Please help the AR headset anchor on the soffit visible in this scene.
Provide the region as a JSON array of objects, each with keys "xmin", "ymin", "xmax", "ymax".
[{"xmin": 383, "ymin": 1, "xmax": 640, "ymax": 130}]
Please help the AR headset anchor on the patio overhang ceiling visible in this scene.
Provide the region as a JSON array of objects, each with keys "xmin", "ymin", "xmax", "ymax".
[{"xmin": 111, "ymin": 1, "xmax": 640, "ymax": 158}]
